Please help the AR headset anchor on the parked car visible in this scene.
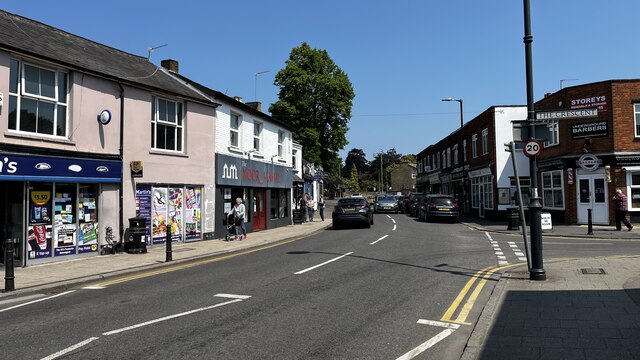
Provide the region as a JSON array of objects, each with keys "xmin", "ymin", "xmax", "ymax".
[
  {"xmin": 419, "ymin": 194, "xmax": 459, "ymax": 222},
  {"xmin": 396, "ymin": 195, "xmax": 405, "ymax": 212},
  {"xmin": 333, "ymin": 197, "xmax": 374, "ymax": 229},
  {"xmin": 374, "ymin": 194, "xmax": 399, "ymax": 213},
  {"xmin": 403, "ymin": 192, "xmax": 424, "ymax": 214}
]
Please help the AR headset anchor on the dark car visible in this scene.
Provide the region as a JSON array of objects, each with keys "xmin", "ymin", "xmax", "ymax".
[
  {"xmin": 333, "ymin": 197, "xmax": 374, "ymax": 229},
  {"xmin": 396, "ymin": 195, "xmax": 405, "ymax": 212},
  {"xmin": 374, "ymin": 194, "xmax": 398, "ymax": 213},
  {"xmin": 408, "ymin": 193, "xmax": 426, "ymax": 217},
  {"xmin": 419, "ymin": 194, "xmax": 459, "ymax": 222},
  {"xmin": 403, "ymin": 192, "xmax": 423, "ymax": 215}
]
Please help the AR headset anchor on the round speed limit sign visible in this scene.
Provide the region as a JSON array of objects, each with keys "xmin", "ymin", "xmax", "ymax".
[{"xmin": 523, "ymin": 139, "xmax": 543, "ymax": 158}]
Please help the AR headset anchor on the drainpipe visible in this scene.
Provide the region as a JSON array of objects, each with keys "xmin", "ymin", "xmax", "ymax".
[{"xmin": 118, "ymin": 82, "xmax": 125, "ymax": 241}]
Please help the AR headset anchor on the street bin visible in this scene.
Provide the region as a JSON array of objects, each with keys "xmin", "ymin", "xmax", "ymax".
[
  {"xmin": 126, "ymin": 217, "xmax": 148, "ymax": 254},
  {"xmin": 507, "ymin": 207, "xmax": 520, "ymax": 230}
]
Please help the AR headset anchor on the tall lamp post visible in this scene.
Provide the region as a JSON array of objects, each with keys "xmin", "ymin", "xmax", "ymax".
[
  {"xmin": 523, "ymin": 0, "xmax": 546, "ymax": 281},
  {"xmin": 442, "ymin": 98, "xmax": 466, "ymax": 214}
]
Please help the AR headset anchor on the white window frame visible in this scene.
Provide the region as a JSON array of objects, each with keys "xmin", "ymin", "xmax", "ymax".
[
  {"xmin": 627, "ymin": 169, "xmax": 640, "ymax": 210},
  {"xmin": 453, "ymin": 144, "xmax": 459, "ymax": 166},
  {"xmin": 151, "ymin": 96, "xmax": 184, "ymax": 152},
  {"xmin": 481, "ymin": 128, "xmax": 489, "ymax": 155},
  {"xmin": 541, "ymin": 170, "xmax": 565, "ymax": 210},
  {"xmin": 8, "ymin": 59, "xmax": 69, "ymax": 138},
  {"xmin": 253, "ymin": 121, "xmax": 263, "ymax": 153},
  {"xmin": 544, "ymin": 120, "xmax": 560, "ymax": 147},
  {"xmin": 230, "ymin": 113, "xmax": 241, "ymax": 149},
  {"xmin": 278, "ymin": 130, "xmax": 286, "ymax": 158},
  {"xmin": 635, "ymin": 104, "xmax": 640, "ymax": 138},
  {"xmin": 472, "ymin": 134, "xmax": 478, "ymax": 158},
  {"xmin": 446, "ymin": 147, "xmax": 451, "ymax": 168},
  {"xmin": 471, "ymin": 175, "xmax": 493, "ymax": 209}
]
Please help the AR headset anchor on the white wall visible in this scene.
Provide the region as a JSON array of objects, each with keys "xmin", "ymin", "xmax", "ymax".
[{"xmin": 493, "ymin": 106, "xmax": 529, "ymax": 210}]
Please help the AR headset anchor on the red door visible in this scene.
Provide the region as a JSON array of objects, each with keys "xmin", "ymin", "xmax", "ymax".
[{"xmin": 253, "ymin": 190, "xmax": 266, "ymax": 231}]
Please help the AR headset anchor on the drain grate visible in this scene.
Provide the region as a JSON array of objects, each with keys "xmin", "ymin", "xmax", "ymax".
[{"xmin": 580, "ymin": 268, "xmax": 606, "ymax": 275}]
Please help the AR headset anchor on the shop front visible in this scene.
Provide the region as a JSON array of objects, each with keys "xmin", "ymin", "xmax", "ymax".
[
  {"xmin": 0, "ymin": 151, "xmax": 121, "ymax": 266},
  {"xmin": 214, "ymin": 153, "xmax": 292, "ymax": 239}
]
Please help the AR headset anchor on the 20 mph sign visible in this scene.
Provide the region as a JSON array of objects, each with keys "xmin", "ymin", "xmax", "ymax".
[{"xmin": 523, "ymin": 139, "xmax": 542, "ymax": 158}]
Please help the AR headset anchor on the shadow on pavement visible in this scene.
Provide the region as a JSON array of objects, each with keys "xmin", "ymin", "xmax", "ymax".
[{"xmin": 478, "ymin": 289, "xmax": 640, "ymax": 360}]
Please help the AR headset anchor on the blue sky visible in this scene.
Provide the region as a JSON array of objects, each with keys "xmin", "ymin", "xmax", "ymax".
[{"xmin": 4, "ymin": 1, "xmax": 639, "ymax": 162}]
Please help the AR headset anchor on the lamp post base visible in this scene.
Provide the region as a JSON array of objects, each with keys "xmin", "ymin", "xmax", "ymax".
[{"xmin": 529, "ymin": 268, "xmax": 547, "ymax": 281}]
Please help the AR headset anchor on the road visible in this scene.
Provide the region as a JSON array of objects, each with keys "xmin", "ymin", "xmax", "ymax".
[{"xmin": 3, "ymin": 213, "xmax": 639, "ymax": 359}]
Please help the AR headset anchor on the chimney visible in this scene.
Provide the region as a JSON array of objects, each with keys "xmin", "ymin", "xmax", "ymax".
[
  {"xmin": 246, "ymin": 101, "xmax": 262, "ymax": 112},
  {"xmin": 233, "ymin": 96, "xmax": 243, "ymax": 103},
  {"xmin": 160, "ymin": 59, "xmax": 179, "ymax": 73}
]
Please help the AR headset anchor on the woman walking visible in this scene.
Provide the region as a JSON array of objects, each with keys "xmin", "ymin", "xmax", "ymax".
[{"xmin": 232, "ymin": 197, "xmax": 247, "ymax": 240}]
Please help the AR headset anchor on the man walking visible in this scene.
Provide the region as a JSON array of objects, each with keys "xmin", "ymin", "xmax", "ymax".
[{"xmin": 613, "ymin": 189, "xmax": 633, "ymax": 231}]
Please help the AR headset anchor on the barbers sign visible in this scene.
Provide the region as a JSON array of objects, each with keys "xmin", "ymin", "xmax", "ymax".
[{"xmin": 571, "ymin": 120, "xmax": 608, "ymax": 139}]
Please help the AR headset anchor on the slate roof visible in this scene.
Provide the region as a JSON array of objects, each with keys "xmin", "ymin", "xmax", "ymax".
[{"xmin": 0, "ymin": 10, "xmax": 210, "ymax": 103}]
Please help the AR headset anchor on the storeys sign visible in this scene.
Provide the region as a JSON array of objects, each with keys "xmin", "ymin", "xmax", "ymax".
[
  {"xmin": 570, "ymin": 95, "xmax": 607, "ymax": 112},
  {"xmin": 216, "ymin": 153, "xmax": 292, "ymax": 188},
  {"xmin": 571, "ymin": 120, "xmax": 608, "ymax": 139}
]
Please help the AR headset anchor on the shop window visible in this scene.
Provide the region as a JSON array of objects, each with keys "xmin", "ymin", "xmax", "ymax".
[
  {"xmin": 542, "ymin": 170, "xmax": 564, "ymax": 209},
  {"xmin": 77, "ymin": 185, "xmax": 99, "ymax": 254},
  {"xmin": 482, "ymin": 128, "xmax": 489, "ymax": 155},
  {"xmin": 271, "ymin": 190, "xmax": 279, "ymax": 219},
  {"xmin": 280, "ymin": 189, "xmax": 288, "ymax": 218},
  {"xmin": 471, "ymin": 176, "xmax": 493, "ymax": 209},
  {"xmin": 27, "ymin": 183, "xmax": 53, "ymax": 259},
  {"xmin": 151, "ymin": 96, "xmax": 183, "ymax": 152},
  {"xmin": 184, "ymin": 187, "xmax": 202, "ymax": 240},
  {"xmin": 509, "ymin": 177, "xmax": 531, "ymax": 205},
  {"xmin": 8, "ymin": 59, "xmax": 68, "ymax": 137}
]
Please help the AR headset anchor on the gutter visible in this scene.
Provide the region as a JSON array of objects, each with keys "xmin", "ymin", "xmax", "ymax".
[{"xmin": 118, "ymin": 82, "xmax": 125, "ymax": 241}]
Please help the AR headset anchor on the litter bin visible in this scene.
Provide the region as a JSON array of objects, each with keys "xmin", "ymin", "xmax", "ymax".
[
  {"xmin": 127, "ymin": 217, "xmax": 148, "ymax": 254},
  {"xmin": 507, "ymin": 207, "xmax": 520, "ymax": 230}
]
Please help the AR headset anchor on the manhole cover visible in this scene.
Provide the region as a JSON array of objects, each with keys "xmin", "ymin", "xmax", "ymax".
[{"xmin": 580, "ymin": 268, "xmax": 606, "ymax": 275}]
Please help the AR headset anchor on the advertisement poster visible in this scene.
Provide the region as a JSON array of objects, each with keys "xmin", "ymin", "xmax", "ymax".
[
  {"xmin": 169, "ymin": 187, "xmax": 183, "ymax": 242},
  {"xmin": 55, "ymin": 224, "xmax": 77, "ymax": 256},
  {"xmin": 152, "ymin": 187, "xmax": 167, "ymax": 244},
  {"xmin": 78, "ymin": 222, "xmax": 99, "ymax": 253},
  {"xmin": 27, "ymin": 224, "xmax": 52, "ymax": 259},
  {"xmin": 185, "ymin": 187, "xmax": 201, "ymax": 240},
  {"xmin": 136, "ymin": 185, "xmax": 152, "ymax": 244}
]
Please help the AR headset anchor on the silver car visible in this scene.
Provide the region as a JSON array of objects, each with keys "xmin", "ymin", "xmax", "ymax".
[{"xmin": 374, "ymin": 194, "xmax": 399, "ymax": 213}]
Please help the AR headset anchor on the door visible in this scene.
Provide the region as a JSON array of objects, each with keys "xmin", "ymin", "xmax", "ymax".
[
  {"xmin": 478, "ymin": 184, "xmax": 485, "ymax": 218},
  {"xmin": 253, "ymin": 189, "xmax": 266, "ymax": 231},
  {"xmin": 1, "ymin": 182, "xmax": 24, "ymax": 267},
  {"xmin": 577, "ymin": 173, "xmax": 608, "ymax": 224}
]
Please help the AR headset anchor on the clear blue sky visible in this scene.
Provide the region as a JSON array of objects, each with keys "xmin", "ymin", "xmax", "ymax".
[{"xmin": 4, "ymin": 1, "xmax": 639, "ymax": 162}]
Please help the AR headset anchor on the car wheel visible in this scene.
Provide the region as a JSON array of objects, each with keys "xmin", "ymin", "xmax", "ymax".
[
  {"xmin": 371, "ymin": 216, "xmax": 374, "ymax": 225},
  {"xmin": 333, "ymin": 222, "xmax": 341, "ymax": 230},
  {"xmin": 365, "ymin": 220, "xmax": 371, "ymax": 228}
]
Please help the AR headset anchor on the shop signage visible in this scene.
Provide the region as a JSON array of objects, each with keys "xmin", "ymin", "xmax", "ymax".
[
  {"xmin": 216, "ymin": 153, "xmax": 293, "ymax": 189},
  {"xmin": 570, "ymin": 95, "xmax": 607, "ymax": 111},
  {"xmin": 576, "ymin": 153, "xmax": 601, "ymax": 171},
  {"xmin": 567, "ymin": 168, "xmax": 574, "ymax": 185},
  {"xmin": 616, "ymin": 155, "xmax": 640, "ymax": 166},
  {"xmin": 0, "ymin": 152, "xmax": 121, "ymax": 183},
  {"xmin": 535, "ymin": 108, "xmax": 598, "ymax": 121},
  {"xmin": 541, "ymin": 212, "xmax": 553, "ymax": 230},
  {"xmin": 468, "ymin": 167, "xmax": 492, "ymax": 178},
  {"xmin": 571, "ymin": 121, "xmax": 608, "ymax": 139},
  {"xmin": 130, "ymin": 161, "xmax": 143, "ymax": 178}
]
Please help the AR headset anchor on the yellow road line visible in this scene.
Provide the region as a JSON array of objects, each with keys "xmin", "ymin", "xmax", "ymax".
[{"xmin": 440, "ymin": 265, "xmax": 495, "ymax": 322}]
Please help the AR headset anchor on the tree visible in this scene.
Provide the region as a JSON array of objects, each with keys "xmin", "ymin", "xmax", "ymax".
[
  {"xmin": 270, "ymin": 42, "xmax": 355, "ymax": 176},
  {"xmin": 346, "ymin": 166, "xmax": 360, "ymax": 192},
  {"xmin": 344, "ymin": 148, "xmax": 369, "ymax": 179}
]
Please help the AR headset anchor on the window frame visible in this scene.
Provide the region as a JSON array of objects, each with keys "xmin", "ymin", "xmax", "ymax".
[
  {"xmin": 151, "ymin": 96, "xmax": 184, "ymax": 152},
  {"xmin": 277, "ymin": 130, "xmax": 286, "ymax": 158},
  {"xmin": 541, "ymin": 170, "xmax": 565, "ymax": 210},
  {"xmin": 481, "ymin": 128, "xmax": 489, "ymax": 155},
  {"xmin": 253, "ymin": 121, "xmax": 263, "ymax": 153},
  {"xmin": 453, "ymin": 144, "xmax": 459, "ymax": 166},
  {"xmin": 472, "ymin": 134, "xmax": 478, "ymax": 158},
  {"xmin": 544, "ymin": 120, "xmax": 560, "ymax": 147},
  {"xmin": 229, "ymin": 112, "xmax": 241, "ymax": 149},
  {"xmin": 635, "ymin": 104, "xmax": 640, "ymax": 138}
]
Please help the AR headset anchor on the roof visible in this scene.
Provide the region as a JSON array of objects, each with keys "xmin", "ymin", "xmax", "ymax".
[
  {"xmin": 0, "ymin": 10, "xmax": 210, "ymax": 103},
  {"xmin": 171, "ymin": 73, "xmax": 295, "ymax": 132}
]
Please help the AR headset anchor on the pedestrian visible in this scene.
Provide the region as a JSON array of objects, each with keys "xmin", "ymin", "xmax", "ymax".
[
  {"xmin": 232, "ymin": 197, "xmax": 247, "ymax": 240},
  {"xmin": 613, "ymin": 189, "xmax": 633, "ymax": 231},
  {"xmin": 318, "ymin": 195, "xmax": 325, "ymax": 221},
  {"xmin": 307, "ymin": 196, "xmax": 315, "ymax": 221},
  {"xmin": 299, "ymin": 195, "xmax": 307, "ymax": 222}
]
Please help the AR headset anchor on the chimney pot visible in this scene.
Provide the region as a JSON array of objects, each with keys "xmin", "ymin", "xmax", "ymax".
[
  {"xmin": 246, "ymin": 101, "xmax": 262, "ymax": 112},
  {"xmin": 161, "ymin": 59, "xmax": 179, "ymax": 73},
  {"xmin": 233, "ymin": 96, "xmax": 243, "ymax": 103}
]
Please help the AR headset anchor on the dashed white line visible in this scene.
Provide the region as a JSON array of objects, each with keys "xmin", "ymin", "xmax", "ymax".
[
  {"xmin": 0, "ymin": 290, "xmax": 75, "ymax": 313},
  {"xmin": 214, "ymin": 294, "xmax": 252, "ymax": 300},
  {"xmin": 392, "ymin": 224, "xmax": 397, "ymax": 231},
  {"xmin": 370, "ymin": 235, "xmax": 389, "ymax": 245},
  {"xmin": 391, "ymin": 218, "xmax": 396, "ymax": 224},
  {"xmin": 294, "ymin": 252, "xmax": 353, "ymax": 275},
  {"xmin": 82, "ymin": 286, "xmax": 105, "ymax": 290},
  {"xmin": 40, "ymin": 337, "xmax": 99, "ymax": 360}
]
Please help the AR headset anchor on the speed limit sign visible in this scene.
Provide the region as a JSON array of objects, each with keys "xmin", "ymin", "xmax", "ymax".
[{"xmin": 523, "ymin": 139, "xmax": 543, "ymax": 158}]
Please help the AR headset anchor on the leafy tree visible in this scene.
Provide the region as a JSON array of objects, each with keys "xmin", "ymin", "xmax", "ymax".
[
  {"xmin": 346, "ymin": 166, "xmax": 360, "ymax": 192},
  {"xmin": 344, "ymin": 148, "xmax": 369, "ymax": 179},
  {"xmin": 270, "ymin": 42, "xmax": 355, "ymax": 175}
]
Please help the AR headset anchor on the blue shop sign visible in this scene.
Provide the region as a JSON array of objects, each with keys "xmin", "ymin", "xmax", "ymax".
[{"xmin": 0, "ymin": 152, "xmax": 121, "ymax": 183}]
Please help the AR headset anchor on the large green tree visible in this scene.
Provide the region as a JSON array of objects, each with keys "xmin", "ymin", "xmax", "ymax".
[{"xmin": 270, "ymin": 42, "xmax": 355, "ymax": 175}]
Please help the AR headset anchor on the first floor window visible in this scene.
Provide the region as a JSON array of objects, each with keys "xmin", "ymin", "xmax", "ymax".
[
  {"xmin": 230, "ymin": 113, "xmax": 241, "ymax": 148},
  {"xmin": 472, "ymin": 134, "xmax": 478, "ymax": 158},
  {"xmin": 253, "ymin": 122, "xmax": 263, "ymax": 152},
  {"xmin": 151, "ymin": 96, "xmax": 183, "ymax": 151},
  {"xmin": 278, "ymin": 130, "xmax": 286, "ymax": 157},
  {"xmin": 542, "ymin": 170, "xmax": 564, "ymax": 209},
  {"xmin": 481, "ymin": 128, "xmax": 489, "ymax": 155},
  {"xmin": 545, "ymin": 120, "xmax": 560, "ymax": 147},
  {"xmin": 635, "ymin": 104, "xmax": 640, "ymax": 137}
]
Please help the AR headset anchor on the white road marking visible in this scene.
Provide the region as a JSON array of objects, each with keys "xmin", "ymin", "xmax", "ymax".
[
  {"xmin": 497, "ymin": 255, "xmax": 506, "ymax": 260},
  {"xmin": 495, "ymin": 252, "xmax": 504, "ymax": 256},
  {"xmin": 82, "ymin": 286, "xmax": 105, "ymax": 290},
  {"xmin": 41, "ymin": 337, "xmax": 99, "ymax": 360},
  {"xmin": 294, "ymin": 252, "xmax": 354, "ymax": 275},
  {"xmin": 214, "ymin": 294, "xmax": 252, "ymax": 300},
  {"xmin": 498, "ymin": 260, "xmax": 509, "ymax": 266},
  {"xmin": 507, "ymin": 241, "xmax": 516, "ymax": 245},
  {"xmin": 0, "ymin": 290, "xmax": 75, "ymax": 313},
  {"xmin": 514, "ymin": 252, "xmax": 525, "ymax": 257},
  {"xmin": 518, "ymin": 257, "xmax": 528, "ymax": 261},
  {"xmin": 370, "ymin": 235, "xmax": 389, "ymax": 245},
  {"xmin": 417, "ymin": 319, "xmax": 460, "ymax": 330},
  {"xmin": 396, "ymin": 328, "xmax": 457, "ymax": 360},
  {"xmin": 392, "ymin": 218, "xmax": 396, "ymax": 224},
  {"xmin": 509, "ymin": 244, "xmax": 518, "ymax": 248},
  {"xmin": 387, "ymin": 215, "xmax": 392, "ymax": 218},
  {"xmin": 392, "ymin": 224, "xmax": 397, "ymax": 231},
  {"xmin": 102, "ymin": 299, "xmax": 244, "ymax": 336}
]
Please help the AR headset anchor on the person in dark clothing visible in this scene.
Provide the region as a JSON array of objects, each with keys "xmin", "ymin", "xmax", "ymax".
[
  {"xmin": 318, "ymin": 196, "xmax": 325, "ymax": 221},
  {"xmin": 613, "ymin": 189, "xmax": 633, "ymax": 231}
]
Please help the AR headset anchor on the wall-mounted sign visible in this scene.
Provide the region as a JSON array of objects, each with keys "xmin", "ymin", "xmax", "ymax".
[
  {"xmin": 216, "ymin": 153, "xmax": 292, "ymax": 188},
  {"xmin": 541, "ymin": 212, "xmax": 553, "ymax": 231},
  {"xmin": 570, "ymin": 95, "xmax": 607, "ymax": 112},
  {"xmin": 130, "ymin": 161, "xmax": 143, "ymax": 178},
  {"xmin": 571, "ymin": 120, "xmax": 608, "ymax": 139},
  {"xmin": 535, "ymin": 108, "xmax": 598, "ymax": 121},
  {"xmin": 576, "ymin": 153, "xmax": 601, "ymax": 172},
  {"xmin": 0, "ymin": 152, "xmax": 121, "ymax": 183}
]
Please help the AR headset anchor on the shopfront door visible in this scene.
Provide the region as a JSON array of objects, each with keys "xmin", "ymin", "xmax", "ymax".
[
  {"xmin": 253, "ymin": 189, "xmax": 266, "ymax": 231},
  {"xmin": 577, "ymin": 173, "xmax": 608, "ymax": 224},
  {"xmin": 1, "ymin": 182, "xmax": 24, "ymax": 267},
  {"xmin": 478, "ymin": 185, "xmax": 485, "ymax": 218}
]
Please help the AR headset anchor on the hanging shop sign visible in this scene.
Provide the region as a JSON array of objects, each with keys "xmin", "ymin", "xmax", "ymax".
[
  {"xmin": 571, "ymin": 121, "xmax": 608, "ymax": 139},
  {"xmin": 570, "ymin": 95, "xmax": 608, "ymax": 112},
  {"xmin": 216, "ymin": 153, "xmax": 292, "ymax": 188},
  {"xmin": 0, "ymin": 152, "xmax": 121, "ymax": 182},
  {"xmin": 576, "ymin": 153, "xmax": 601, "ymax": 172},
  {"xmin": 130, "ymin": 161, "xmax": 143, "ymax": 178}
]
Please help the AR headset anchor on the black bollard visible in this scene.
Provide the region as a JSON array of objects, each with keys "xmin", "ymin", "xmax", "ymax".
[
  {"xmin": 587, "ymin": 208, "xmax": 594, "ymax": 235},
  {"xmin": 4, "ymin": 238, "xmax": 15, "ymax": 292},
  {"xmin": 166, "ymin": 225, "xmax": 172, "ymax": 262}
]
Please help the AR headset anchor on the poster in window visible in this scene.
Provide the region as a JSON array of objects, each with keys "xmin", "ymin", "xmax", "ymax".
[
  {"xmin": 498, "ymin": 188, "xmax": 511, "ymax": 205},
  {"xmin": 136, "ymin": 185, "xmax": 152, "ymax": 244},
  {"xmin": 169, "ymin": 187, "xmax": 183, "ymax": 242},
  {"xmin": 27, "ymin": 224, "xmax": 52, "ymax": 259},
  {"xmin": 55, "ymin": 224, "xmax": 77, "ymax": 256},
  {"xmin": 152, "ymin": 187, "xmax": 168, "ymax": 244},
  {"xmin": 78, "ymin": 222, "xmax": 99, "ymax": 253},
  {"xmin": 185, "ymin": 187, "xmax": 201, "ymax": 240}
]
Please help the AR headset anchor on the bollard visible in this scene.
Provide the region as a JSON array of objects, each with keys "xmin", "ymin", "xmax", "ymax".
[
  {"xmin": 166, "ymin": 225, "xmax": 172, "ymax": 262},
  {"xmin": 4, "ymin": 238, "xmax": 15, "ymax": 292},
  {"xmin": 587, "ymin": 208, "xmax": 594, "ymax": 235}
]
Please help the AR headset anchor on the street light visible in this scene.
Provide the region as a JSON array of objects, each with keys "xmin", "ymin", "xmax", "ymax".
[
  {"xmin": 442, "ymin": 98, "xmax": 466, "ymax": 214},
  {"xmin": 254, "ymin": 70, "xmax": 270, "ymax": 101}
]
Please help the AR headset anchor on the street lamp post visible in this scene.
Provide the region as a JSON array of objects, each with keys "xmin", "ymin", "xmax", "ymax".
[
  {"xmin": 523, "ymin": 0, "xmax": 546, "ymax": 281},
  {"xmin": 442, "ymin": 98, "xmax": 466, "ymax": 214}
]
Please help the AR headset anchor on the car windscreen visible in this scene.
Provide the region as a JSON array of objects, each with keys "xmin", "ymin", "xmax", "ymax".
[
  {"xmin": 430, "ymin": 197, "xmax": 454, "ymax": 205},
  {"xmin": 338, "ymin": 199, "xmax": 366, "ymax": 206},
  {"xmin": 377, "ymin": 196, "xmax": 395, "ymax": 201}
]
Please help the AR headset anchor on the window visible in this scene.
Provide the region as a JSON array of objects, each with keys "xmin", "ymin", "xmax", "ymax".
[
  {"xmin": 472, "ymin": 134, "xmax": 478, "ymax": 158},
  {"xmin": 509, "ymin": 177, "xmax": 531, "ymax": 206},
  {"xmin": 471, "ymin": 175, "xmax": 493, "ymax": 209},
  {"xmin": 446, "ymin": 147, "xmax": 451, "ymax": 168},
  {"xmin": 270, "ymin": 189, "xmax": 289, "ymax": 219},
  {"xmin": 411, "ymin": 172, "xmax": 417, "ymax": 179},
  {"xmin": 544, "ymin": 120, "xmax": 559, "ymax": 147},
  {"xmin": 151, "ymin": 96, "xmax": 183, "ymax": 151},
  {"xmin": 8, "ymin": 59, "xmax": 68, "ymax": 137},
  {"xmin": 635, "ymin": 104, "xmax": 640, "ymax": 137},
  {"xmin": 542, "ymin": 170, "xmax": 564, "ymax": 209},
  {"xmin": 463, "ymin": 139, "xmax": 467, "ymax": 162},
  {"xmin": 292, "ymin": 150, "xmax": 298, "ymax": 172},
  {"xmin": 453, "ymin": 144, "xmax": 459, "ymax": 166},
  {"xmin": 278, "ymin": 130, "xmax": 286, "ymax": 158},
  {"xmin": 230, "ymin": 113, "xmax": 241, "ymax": 148},
  {"xmin": 628, "ymin": 170, "xmax": 640, "ymax": 209},
  {"xmin": 481, "ymin": 128, "xmax": 489, "ymax": 155},
  {"xmin": 253, "ymin": 122, "xmax": 263, "ymax": 152}
]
